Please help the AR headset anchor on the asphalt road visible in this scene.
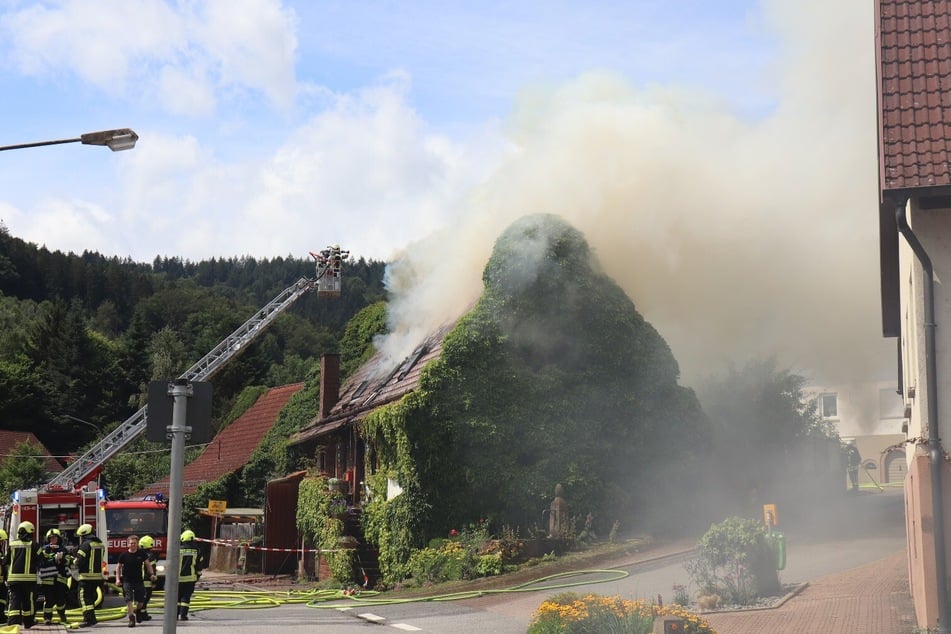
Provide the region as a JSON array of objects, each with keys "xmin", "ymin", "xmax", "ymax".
[{"xmin": 80, "ymin": 489, "xmax": 905, "ymax": 633}]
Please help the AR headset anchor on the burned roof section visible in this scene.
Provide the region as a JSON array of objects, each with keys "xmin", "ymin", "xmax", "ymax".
[{"xmin": 289, "ymin": 324, "xmax": 453, "ymax": 446}]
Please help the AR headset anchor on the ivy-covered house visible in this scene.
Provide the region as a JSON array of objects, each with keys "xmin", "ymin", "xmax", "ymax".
[
  {"xmin": 285, "ymin": 213, "xmax": 710, "ymax": 586},
  {"xmin": 288, "ymin": 328, "xmax": 450, "ymax": 505}
]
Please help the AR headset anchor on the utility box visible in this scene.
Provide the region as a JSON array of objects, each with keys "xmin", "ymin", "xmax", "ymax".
[
  {"xmin": 766, "ymin": 531, "xmax": 787, "ymax": 570},
  {"xmin": 653, "ymin": 616, "xmax": 685, "ymax": 633}
]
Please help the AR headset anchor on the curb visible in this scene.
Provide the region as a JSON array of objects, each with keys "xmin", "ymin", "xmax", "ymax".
[{"xmin": 700, "ymin": 582, "xmax": 810, "ymax": 615}]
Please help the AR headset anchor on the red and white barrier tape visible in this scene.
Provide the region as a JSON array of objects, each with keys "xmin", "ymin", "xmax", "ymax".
[{"xmin": 194, "ymin": 536, "xmax": 342, "ymax": 554}]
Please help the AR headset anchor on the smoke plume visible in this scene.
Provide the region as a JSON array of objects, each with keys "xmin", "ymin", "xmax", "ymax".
[{"xmin": 378, "ymin": 0, "xmax": 890, "ymax": 388}]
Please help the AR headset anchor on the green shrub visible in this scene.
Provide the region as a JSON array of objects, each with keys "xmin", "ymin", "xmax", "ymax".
[
  {"xmin": 476, "ymin": 553, "xmax": 503, "ymax": 577},
  {"xmin": 685, "ymin": 516, "xmax": 780, "ymax": 605},
  {"xmin": 407, "ymin": 540, "xmax": 478, "ymax": 583}
]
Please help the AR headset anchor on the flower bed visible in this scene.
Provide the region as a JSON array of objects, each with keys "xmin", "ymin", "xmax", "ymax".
[{"xmin": 528, "ymin": 592, "xmax": 716, "ymax": 634}]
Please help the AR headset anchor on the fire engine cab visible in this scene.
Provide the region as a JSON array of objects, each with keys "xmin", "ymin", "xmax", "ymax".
[{"xmin": 104, "ymin": 495, "xmax": 169, "ymax": 586}]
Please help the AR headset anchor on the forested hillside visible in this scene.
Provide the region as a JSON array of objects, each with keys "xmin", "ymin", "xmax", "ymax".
[{"xmin": 0, "ymin": 224, "xmax": 385, "ymax": 459}]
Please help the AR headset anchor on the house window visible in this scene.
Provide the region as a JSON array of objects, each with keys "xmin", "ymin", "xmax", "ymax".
[
  {"xmin": 819, "ymin": 393, "xmax": 838, "ymax": 418},
  {"xmin": 879, "ymin": 388, "xmax": 903, "ymax": 419}
]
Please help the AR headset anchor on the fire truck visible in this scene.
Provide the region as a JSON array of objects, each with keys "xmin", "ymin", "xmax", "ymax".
[
  {"xmin": 104, "ymin": 495, "xmax": 169, "ymax": 586},
  {"xmin": 8, "ymin": 485, "xmax": 107, "ymax": 552},
  {"xmin": 5, "ymin": 249, "xmax": 345, "ymax": 583}
]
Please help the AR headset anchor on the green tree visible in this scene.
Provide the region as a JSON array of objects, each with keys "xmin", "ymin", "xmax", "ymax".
[{"xmin": 0, "ymin": 440, "xmax": 51, "ymax": 495}]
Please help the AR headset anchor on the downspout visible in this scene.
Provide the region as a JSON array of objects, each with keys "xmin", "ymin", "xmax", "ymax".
[{"xmin": 896, "ymin": 201, "xmax": 950, "ymax": 632}]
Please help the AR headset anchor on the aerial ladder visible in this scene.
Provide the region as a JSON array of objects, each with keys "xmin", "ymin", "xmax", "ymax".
[{"xmin": 45, "ymin": 246, "xmax": 350, "ymax": 492}]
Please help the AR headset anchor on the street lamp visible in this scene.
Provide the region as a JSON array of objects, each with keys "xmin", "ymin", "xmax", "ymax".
[
  {"xmin": 0, "ymin": 128, "xmax": 139, "ymax": 152},
  {"xmin": 61, "ymin": 414, "xmax": 101, "ymax": 434}
]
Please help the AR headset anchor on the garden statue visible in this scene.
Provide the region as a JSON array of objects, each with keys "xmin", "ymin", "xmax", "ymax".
[{"xmin": 548, "ymin": 483, "xmax": 569, "ymax": 539}]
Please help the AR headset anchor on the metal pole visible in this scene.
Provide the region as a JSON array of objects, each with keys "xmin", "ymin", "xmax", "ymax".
[
  {"xmin": 0, "ymin": 138, "xmax": 80, "ymax": 151},
  {"xmin": 163, "ymin": 379, "xmax": 191, "ymax": 633}
]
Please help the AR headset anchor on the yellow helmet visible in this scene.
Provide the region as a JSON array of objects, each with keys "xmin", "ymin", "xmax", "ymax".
[
  {"xmin": 45, "ymin": 528, "xmax": 61, "ymax": 539},
  {"xmin": 138, "ymin": 535, "xmax": 154, "ymax": 549},
  {"xmin": 181, "ymin": 529, "xmax": 196, "ymax": 542},
  {"xmin": 76, "ymin": 523, "xmax": 93, "ymax": 536},
  {"xmin": 0, "ymin": 529, "xmax": 7, "ymax": 540},
  {"xmin": 18, "ymin": 521, "xmax": 34, "ymax": 535}
]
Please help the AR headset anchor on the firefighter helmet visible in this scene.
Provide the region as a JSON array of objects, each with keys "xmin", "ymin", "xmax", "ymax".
[
  {"xmin": 0, "ymin": 529, "xmax": 7, "ymax": 541},
  {"xmin": 76, "ymin": 523, "xmax": 93, "ymax": 536},
  {"xmin": 18, "ymin": 521, "xmax": 34, "ymax": 535},
  {"xmin": 181, "ymin": 529, "xmax": 196, "ymax": 542},
  {"xmin": 46, "ymin": 528, "xmax": 61, "ymax": 539},
  {"xmin": 139, "ymin": 535, "xmax": 154, "ymax": 549}
]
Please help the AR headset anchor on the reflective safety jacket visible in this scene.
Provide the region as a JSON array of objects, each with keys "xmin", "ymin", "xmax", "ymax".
[
  {"xmin": 8, "ymin": 537, "xmax": 45, "ymax": 582},
  {"xmin": 75, "ymin": 536, "xmax": 106, "ymax": 581},
  {"xmin": 179, "ymin": 541, "xmax": 204, "ymax": 583},
  {"xmin": 38, "ymin": 542, "xmax": 69, "ymax": 585}
]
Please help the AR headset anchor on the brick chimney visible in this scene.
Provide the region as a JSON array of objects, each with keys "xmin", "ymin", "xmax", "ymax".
[{"xmin": 319, "ymin": 353, "xmax": 341, "ymax": 419}]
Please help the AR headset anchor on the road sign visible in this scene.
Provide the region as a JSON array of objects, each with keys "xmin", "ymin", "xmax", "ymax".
[{"xmin": 146, "ymin": 380, "xmax": 213, "ymax": 442}]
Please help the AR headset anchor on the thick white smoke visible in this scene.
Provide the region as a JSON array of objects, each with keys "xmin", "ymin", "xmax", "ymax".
[{"xmin": 376, "ymin": 0, "xmax": 891, "ymax": 388}]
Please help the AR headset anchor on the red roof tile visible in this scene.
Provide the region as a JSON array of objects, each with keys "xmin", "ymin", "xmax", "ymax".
[
  {"xmin": 0, "ymin": 430, "xmax": 63, "ymax": 474},
  {"xmin": 877, "ymin": 0, "xmax": 951, "ymax": 191},
  {"xmin": 134, "ymin": 383, "xmax": 304, "ymax": 498}
]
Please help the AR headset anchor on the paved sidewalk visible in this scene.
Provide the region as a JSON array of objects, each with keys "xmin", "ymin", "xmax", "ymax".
[{"xmin": 703, "ymin": 550, "xmax": 917, "ymax": 634}]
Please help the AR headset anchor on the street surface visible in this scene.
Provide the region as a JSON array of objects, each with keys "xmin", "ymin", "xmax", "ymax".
[{"xmin": 72, "ymin": 489, "xmax": 906, "ymax": 632}]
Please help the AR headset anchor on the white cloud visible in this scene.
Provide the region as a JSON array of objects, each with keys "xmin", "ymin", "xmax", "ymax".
[
  {"xmin": 197, "ymin": 0, "xmax": 299, "ymax": 110},
  {"xmin": 92, "ymin": 79, "xmax": 506, "ymax": 261},
  {"xmin": 0, "ymin": 0, "xmax": 299, "ymax": 115},
  {"xmin": 157, "ymin": 65, "xmax": 217, "ymax": 116},
  {"xmin": 3, "ymin": 197, "xmax": 114, "ymax": 255},
  {"xmin": 233, "ymin": 77, "xmax": 505, "ymax": 259}
]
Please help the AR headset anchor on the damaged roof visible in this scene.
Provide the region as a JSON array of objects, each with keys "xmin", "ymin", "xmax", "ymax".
[
  {"xmin": 289, "ymin": 324, "xmax": 454, "ymax": 446},
  {"xmin": 133, "ymin": 383, "xmax": 304, "ymax": 498}
]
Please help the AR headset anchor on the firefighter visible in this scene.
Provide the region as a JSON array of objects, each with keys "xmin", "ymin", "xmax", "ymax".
[
  {"xmin": 39, "ymin": 527, "xmax": 70, "ymax": 625},
  {"xmin": 177, "ymin": 529, "xmax": 204, "ymax": 621},
  {"xmin": 7, "ymin": 521, "xmax": 46, "ymax": 628},
  {"xmin": 0, "ymin": 528, "xmax": 9, "ymax": 623},
  {"xmin": 137, "ymin": 535, "xmax": 158, "ymax": 622},
  {"xmin": 74, "ymin": 522, "xmax": 105, "ymax": 627}
]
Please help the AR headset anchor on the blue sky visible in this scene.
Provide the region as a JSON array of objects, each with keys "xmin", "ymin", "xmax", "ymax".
[
  {"xmin": 0, "ymin": 0, "xmax": 891, "ymax": 384},
  {"xmin": 0, "ymin": 0, "xmax": 776, "ymax": 263}
]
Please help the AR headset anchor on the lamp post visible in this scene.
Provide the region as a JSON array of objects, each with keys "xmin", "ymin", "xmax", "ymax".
[
  {"xmin": 0, "ymin": 128, "xmax": 138, "ymax": 152},
  {"xmin": 61, "ymin": 414, "xmax": 101, "ymax": 435}
]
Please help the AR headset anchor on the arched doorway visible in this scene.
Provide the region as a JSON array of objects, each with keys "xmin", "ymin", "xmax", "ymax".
[{"xmin": 883, "ymin": 447, "xmax": 907, "ymax": 484}]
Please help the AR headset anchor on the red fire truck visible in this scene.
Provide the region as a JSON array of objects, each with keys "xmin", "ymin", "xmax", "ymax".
[
  {"xmin": 8, "ymin": 484, "xmax": 107, "ymax": 547},
  {"xmin": 104, "ymin": 495, "xmax": 169, "ymax": 586}
]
